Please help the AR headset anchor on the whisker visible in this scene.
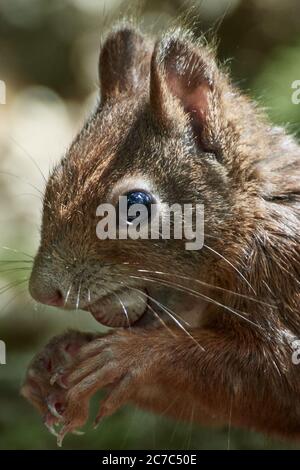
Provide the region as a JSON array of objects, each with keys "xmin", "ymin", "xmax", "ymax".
[
  {"xmin": 115, "ymin": 280, "xmax": 205, "ymax": 352},
  {"xmin": 64, "ymin": 281, "xmax": 73, "ymax": 308},
  {"xmin": 203, "ymin": 243, "xmax": 256, "ymax": 294},
  {"xmin": 0, "ymin": 267, "xmax": 32, "ymax": 274},
  {"xmin": 126, "ymin": 274, "xmax": 263, "ymax": 331},
  {"xmin": 0, "ymin": 171, "xmax": 44, "ymax": 197},
  {"xmin": 0, "ymin": 259, "xmax": 33, "ymax": 264},
  {"xmin": 134, "ymin": 268, "xmax": 275, "ymax": 308},
  {"xmin": 135, "ymin": 293, "xmax": 177, "ymax": 337},
  {"xmin": 1, "ymin": 246, "xmax": 34, "ymax": 260},
  {"xmin": 110, "ymin": 290, "xmax": 131, "ymax": 329},
  {"xmin": 8, "ymin": 134, "xmax": 47, "ymax": 184},
  {"xmin": 0, "ymin": 287, "xmax": 29, "ymax": 315},
  {"xmin": 13, "ymin": 192, "xmax": 42, "ymax": 201},
  {"xmin": 269, "ymin": 253, "xmax": 300, "ymax": 286},
  {"xmin": 162, "ymin": 304, "xmax": 191, "ymax": 327},
  {"xmin": 0, "ymin": 278, "xmax": 29, "ymax": 295},
  {"xmin": 76, "ymin": 280, "xmax": 82, "ymax": 310},
  {"xmin": 96, "ymin": 284, "xmax": 131, "ymax": 329}
]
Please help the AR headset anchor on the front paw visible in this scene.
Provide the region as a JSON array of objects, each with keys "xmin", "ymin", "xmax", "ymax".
[
  {"xmin": 50, "ymin": 330, "xmax": 152, "ymax": 444},
  {"xmin": 21, "ymin": 330, "xmax": 96, "ymax": 438}
]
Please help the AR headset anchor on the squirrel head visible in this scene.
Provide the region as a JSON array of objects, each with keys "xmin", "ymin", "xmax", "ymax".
[{"xmin": 29, "ymin": 24, "xmax": 300, "ymax": 330}]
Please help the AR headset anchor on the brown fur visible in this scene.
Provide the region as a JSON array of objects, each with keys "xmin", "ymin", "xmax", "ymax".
[{"xmin": 22, "ymin": 23, "xmax": 300, "ymax": 444}]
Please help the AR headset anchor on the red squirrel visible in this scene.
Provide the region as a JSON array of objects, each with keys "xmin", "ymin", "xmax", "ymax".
[{"xmin": 21, "ymin": 23, "xmax": 300, "ymax": 446}]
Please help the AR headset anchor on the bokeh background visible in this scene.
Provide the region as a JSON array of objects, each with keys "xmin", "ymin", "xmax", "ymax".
[{"xmin": 0, "ymin": 0, "xmax": 300, "ymax": 450}]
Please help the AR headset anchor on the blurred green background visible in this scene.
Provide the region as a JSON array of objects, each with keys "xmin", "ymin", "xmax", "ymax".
[{"xmin": 0, "ymin": 0, "xmax": 300, "ymax": 450}]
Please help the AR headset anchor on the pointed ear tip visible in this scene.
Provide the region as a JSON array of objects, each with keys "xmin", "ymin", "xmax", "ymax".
[
  {"xmin": 100, "ymin": 24, "xmax": 153, "ymax": 68},
  {"xmin": 102, "ymin": 22, "xmax": 147, "ymax": 45},
  {"xmin": 99, "ymin": 22, "xmax": 153, "ymax": 102},
  {"xmin": 152, "ymin": 30, "xmax": 218, "ymax": 86},
  {"xmin": 154, "ymin": 30, "xmax": 210, "ymax": 59},
  {"xmin": 99, "ymin": 24, "xmax": 150, "ymax": 68}
]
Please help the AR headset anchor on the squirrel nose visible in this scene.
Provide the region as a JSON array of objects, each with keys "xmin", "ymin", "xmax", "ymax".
[
  {"xmin": 39, "ymin": 290, "xmax": 64, "ymax": 307},
  {"xmin": 29, "ymin": 276, "xmax": 65, "ymax": 307},
  {"xmin": 30, "ymin": 286, "xmax": 64, "ymax": 307},
  {"xmin": 29, "ymin": 254, "xmax": 66, "ymax": 307}
]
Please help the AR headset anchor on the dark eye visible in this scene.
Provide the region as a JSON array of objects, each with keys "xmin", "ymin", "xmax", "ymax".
[{"xmin": 125, "ymin": 190, "xmax": 153, "ymax": 223}]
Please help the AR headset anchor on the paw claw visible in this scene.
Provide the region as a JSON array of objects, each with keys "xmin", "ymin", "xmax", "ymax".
[
  {"xmin": 57, "ymin": 423, "xmax": 74, "ymax": 447},
  {"xmin": 23, "ymin": 330, "xmax": 139, "ymax": 446},
  {"xmin": 49, "ymin": 374, "xmax": 59, "ymax": 387},
  {"xmin": 94, "ymin": 405, "xmax": 107, "ymax": 429},
  {"xmin": 47, "ymin": 398, "xmax": 65, "ymax": 420},
  {"xmin": 93, "ymin": 417, "xmax": 101, "ymax": 430},
  {"xmin": 50, "ymin": 371, "xmax": 68, "ymax": 389},
  {"xmin": 57, "ymin": 434, "xmax": 64, "ymax": 448},
  {"xmin": 72, "ymin": 430, "xmax": 85, "ymax": 436},
  {"xmin": 44, "ymin": 422, "xmax": 59, "ymax": 438}
]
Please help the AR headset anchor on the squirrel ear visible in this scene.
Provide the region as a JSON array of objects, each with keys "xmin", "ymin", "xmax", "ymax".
[
  {"xmin": 99, "ymin": 26, "xmax": 152, "ymax": 104},
  {"xmin": 150, "ymin": 33, "xmax": 219, "ymax": 147}
]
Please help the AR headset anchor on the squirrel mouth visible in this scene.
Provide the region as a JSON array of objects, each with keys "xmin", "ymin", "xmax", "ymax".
[{"xmin": 86, "ymin": 288, "xmax": 149, "ymax": 328}]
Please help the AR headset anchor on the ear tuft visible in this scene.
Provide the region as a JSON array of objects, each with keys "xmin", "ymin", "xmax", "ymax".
[
  {"xmin": 99, "ymin": 25, "xmax": 153, "ymax": 103},
  {"xmin": 150, "ymin": 30, "xmax": 220, "ymax": 148}
]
